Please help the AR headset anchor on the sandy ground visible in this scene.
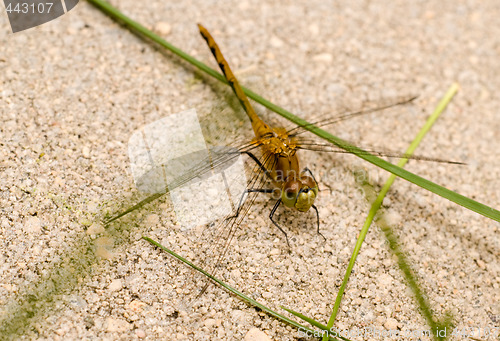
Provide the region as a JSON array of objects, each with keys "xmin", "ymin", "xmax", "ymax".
[{"xmin": 1, "ymin": 0, "xmax": 499, "ymax": 340}]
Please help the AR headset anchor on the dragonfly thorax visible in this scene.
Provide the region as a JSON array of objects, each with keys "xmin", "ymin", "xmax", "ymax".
[{"xmin": 259, "ymin": 127, "xmax": 298, "ymax": 157}]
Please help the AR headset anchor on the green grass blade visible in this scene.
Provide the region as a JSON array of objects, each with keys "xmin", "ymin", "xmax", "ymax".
[
  {"xmin": 87, "ymin": 0, "xmax": 500, "ymax": 223},
  {"xmin": 142, "ymin": 237, "xmax": 340, "ymax": 340},
  {"xmin": 321, "ymin": 84, "xmax": 458, "ymax": 341}
]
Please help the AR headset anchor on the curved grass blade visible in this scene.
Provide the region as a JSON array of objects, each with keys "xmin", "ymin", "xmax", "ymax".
[
  {"xmin": 321, "ymin": 83, "xmax": 458, "ymax": 341},
  {"xmin": 87, "ymin": 0, "xmax": 500, "ymax": 223},
  {"xmin": 142, "ymin": 236, "xmax": 342, "ymax": 341}
]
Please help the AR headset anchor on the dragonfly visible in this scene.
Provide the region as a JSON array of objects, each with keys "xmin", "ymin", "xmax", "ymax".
[{"xmin": 104, "ymin": 24, "xmax": 461, "ymax": 287}]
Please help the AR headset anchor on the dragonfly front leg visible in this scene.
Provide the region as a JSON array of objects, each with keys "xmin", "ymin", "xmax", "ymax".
[
  {"xmin": 269, "ymin": 199, "xmax": 291, "ymax": 247},
  {"xmin": 269, "ymin": 202, "xmax": 324, "ymax": 245},
  {"xmin": 311, "ymin": 204, "xmax": 326, "ymax": 241},
  {"xmin": 230, "ymin": 189, "xmax": 323, "ymax": 247},
  {"xmin": 302, "ymin": 167, "xmax": 320, "ymax": 191},
  {"xmin": 301, "ymin": 168, "xmax": 325, "ymax": 240}
]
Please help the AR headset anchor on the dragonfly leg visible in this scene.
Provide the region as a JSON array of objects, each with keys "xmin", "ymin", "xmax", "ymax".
[
  {"xmin": 241, "ymin": 151, "xmax": 274, "ymax": 180},
  {"xmin": 301, "ymin": 169, "xmax": 325, "ymax": 239},
  {"xmin": 311, "ymin": 204, "xmax": 326, "ymax": 241},
  {"xmin": 302, "ymin": 167, "xmax": 320, "ymax": 191},
  {"xmin": 269, "ymin": 199, "xmax": 291, "ymax": 247},
  {"xmin": 226, "ymin": 188, "xmax": 274, "ymax": 220}
]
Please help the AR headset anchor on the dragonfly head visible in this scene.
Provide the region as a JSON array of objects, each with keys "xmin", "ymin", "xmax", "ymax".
[{"xmin": 281, "ymin": 176, "xmax": 318, "ymax": 212}]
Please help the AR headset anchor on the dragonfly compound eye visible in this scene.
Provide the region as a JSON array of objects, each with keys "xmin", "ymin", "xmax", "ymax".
[
  {"xmin": 294, "ymin": 176, "xmax": 319, "ymax": 212},
  {"xmin": 295, "ymin": 188, "xmax": 318, "ymax": 212},
  {"xmin": 281, "ymin": 180, "xmax": 300, "ymax": 208}
]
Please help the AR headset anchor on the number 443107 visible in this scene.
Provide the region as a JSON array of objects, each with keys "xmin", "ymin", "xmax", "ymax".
[
  {"xmin": 5, "ymin": 2, "xmax": 53, "ymax": 14},
  {"xmin": 451, "ymin": 327, "xmax": 499, "ymax": 338}
]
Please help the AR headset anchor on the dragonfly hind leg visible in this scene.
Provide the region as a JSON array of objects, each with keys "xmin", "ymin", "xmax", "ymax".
[
  {"xmin": 241, "ymin": 151, "xmax": 274, "ymax": 180},
  {"xmin": 224, "ymin": 150, "xmax": 275, "ymax": 219},
  {"xmin": 228, "ymin": 188, "xmax": 291, "ymax": 247},
  {"xmin": 226, "ymin": 188, "xmax": 275, "ymax": 220}
]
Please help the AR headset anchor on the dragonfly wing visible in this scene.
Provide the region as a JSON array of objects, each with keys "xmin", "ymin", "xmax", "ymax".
[
  {"xmin": 296, "ymin": 138, "xmax": 465, "ymax": 164},
  {"xmin": 166, "ymin": 150, "xmax": 279, "ymax": 305},
  {"xmin": 287, "ymin": 95, "xmax": 418, "ymax": 137},
  {"xmin": 104, "ymin": 145, "xmax": 249, "ymax": 225},
  {"xmin": 104, "ymin": 137, "xmax": 280, "ymax": 304}
]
